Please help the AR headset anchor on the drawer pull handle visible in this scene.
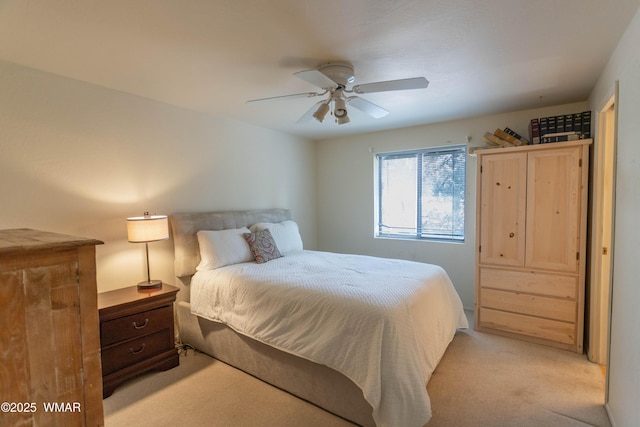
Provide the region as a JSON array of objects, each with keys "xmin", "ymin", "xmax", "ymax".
[
  {"xmin": 129, "ymin": 344, "xmax": 146, "ymax": 355},
  {"xmin": 132, "ymin": 319, "xmax": 149, "ymax": 329}
]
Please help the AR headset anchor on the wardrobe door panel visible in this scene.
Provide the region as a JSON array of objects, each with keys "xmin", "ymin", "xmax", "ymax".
[
  {"xmin": 479, "ymin": 152, "xmax": 527, "ymax": 267},
  {"xmin": 525, "ymin": 147, "xmax": 582, "ymax": 272}
]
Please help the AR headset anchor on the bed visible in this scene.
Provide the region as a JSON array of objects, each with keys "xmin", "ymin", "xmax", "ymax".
[{"xmin": 170, "ymin": 209, "xmax": 468, "ymax": 427}]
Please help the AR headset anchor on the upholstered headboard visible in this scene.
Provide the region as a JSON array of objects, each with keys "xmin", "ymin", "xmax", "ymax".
[{"xmin": 170, "ymin": 208, "xmax": 292, "ymax": 278}]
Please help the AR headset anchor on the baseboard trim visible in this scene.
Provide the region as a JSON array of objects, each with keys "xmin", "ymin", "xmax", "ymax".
[{"xmin": 605, "ymin": 402, "xmax": 616, "ymax": 427}]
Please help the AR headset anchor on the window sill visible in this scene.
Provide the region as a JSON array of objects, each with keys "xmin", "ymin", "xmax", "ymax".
[{"xmin": 374, "ymin": 235, "xmax": 465, "ymax": 244}]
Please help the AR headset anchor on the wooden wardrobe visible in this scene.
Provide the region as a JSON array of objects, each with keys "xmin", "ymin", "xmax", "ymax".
[{"xmin": 474, "ymin": 140, "xmax": 591, "ymax": 352}]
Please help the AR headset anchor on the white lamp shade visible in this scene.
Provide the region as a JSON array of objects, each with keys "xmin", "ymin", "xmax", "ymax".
[{"xmin": 127, "ymin": 214, "xmax": 169, "ymax": 243}]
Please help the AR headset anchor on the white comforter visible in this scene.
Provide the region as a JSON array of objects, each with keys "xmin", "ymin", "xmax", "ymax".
[{"xmin": 190, "ymin": 250, "xmax": 468, "ymax": 427}]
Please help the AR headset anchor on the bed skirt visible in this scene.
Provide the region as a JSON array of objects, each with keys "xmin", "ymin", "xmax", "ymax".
[{"xmin": 176, "ymin": 301, "xmax": 376, "ymax": 427}]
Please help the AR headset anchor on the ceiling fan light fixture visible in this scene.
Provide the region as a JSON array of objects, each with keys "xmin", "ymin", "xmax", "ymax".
[
  {"xmin": 334, "ymin": 97, "xmax": 348, "ymax": 118},
  {"xmin": 312, "ymin": 102, "xmax": 330, "ymax": 123},
  {"xmin": 336, "ymin": 113, "xmax": 350, "ymax": 125},
  {"xmin": 249, "ymin": 62, "xmax": 428, "ymax": 126}
]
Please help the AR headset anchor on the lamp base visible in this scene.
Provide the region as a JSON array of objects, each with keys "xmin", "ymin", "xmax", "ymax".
[{"xmin": 137, "ymin": 279, "xmax": 163, "ymax": 290}]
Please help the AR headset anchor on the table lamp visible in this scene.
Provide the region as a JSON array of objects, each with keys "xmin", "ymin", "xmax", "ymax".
[{"xmin": 127, "ymin": 212, "xmax": 169, "ymax": 289}]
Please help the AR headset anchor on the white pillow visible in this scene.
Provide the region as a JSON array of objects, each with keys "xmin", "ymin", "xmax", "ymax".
[
  {"xmin": 196, "ymin": 227, "xmax": 253, "ymax": 270},
  {"xmin": 249, "ymin": 220, "xmax": 303, "ymax": 255}
]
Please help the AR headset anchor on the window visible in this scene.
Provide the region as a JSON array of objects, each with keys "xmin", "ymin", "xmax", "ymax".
[{"xmin": 375, "ymin": 145, "xmax": 466, "ymax": 242}]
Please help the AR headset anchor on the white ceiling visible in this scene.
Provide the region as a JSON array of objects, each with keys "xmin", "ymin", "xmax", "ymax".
[{"xmin": 0, "ymin": 0, "xmax": 638, "ymax": 140}]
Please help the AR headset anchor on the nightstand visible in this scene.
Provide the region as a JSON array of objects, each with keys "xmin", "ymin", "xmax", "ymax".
[{"xmin": 98, "ymin": 284, "xmax": 180, "ymax": 398}]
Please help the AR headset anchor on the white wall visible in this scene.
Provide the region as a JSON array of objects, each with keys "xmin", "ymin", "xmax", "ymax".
[
  {"xmin": 589, "ymin": 7, "xmax": 640, "ymax": 426},
  {"xmin": 315, "ymin": 102, "xmax": 588, "ymax": 309},
  {"xmin": 0, "ymin": 60, "xmax": 317, "ymax": 293}
]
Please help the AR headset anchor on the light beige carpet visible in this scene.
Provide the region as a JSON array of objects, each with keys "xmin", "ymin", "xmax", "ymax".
[
  {"xmin": 426, "ymin": 321, "xmax": 610, "ymax": 427},
  {"xmin": 104, "ymin": 311, "xmax": 609, "ymax": 427}
]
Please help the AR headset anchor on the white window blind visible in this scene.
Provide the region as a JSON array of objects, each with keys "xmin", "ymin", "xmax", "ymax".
[{"xmin": 376, "ymin": 145, "xmax": 466, "ymax": 242}]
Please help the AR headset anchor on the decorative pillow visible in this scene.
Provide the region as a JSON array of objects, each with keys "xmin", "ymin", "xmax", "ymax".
[
  {"xmin": 249, "ymin": 220, "xmax": 303, "ymax": 255},
  {"xmin": 243, "ymin": 229, "xmax": 282, "ymax": 264},
  {"xmin": 196, "ymin": 227, "xmax": 253, "ymax": 271}
]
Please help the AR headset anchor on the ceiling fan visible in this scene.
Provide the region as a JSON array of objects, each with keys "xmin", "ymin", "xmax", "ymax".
[{"xmin": 247, "ymin": 62, "xmax": 429, "ymax": 125}]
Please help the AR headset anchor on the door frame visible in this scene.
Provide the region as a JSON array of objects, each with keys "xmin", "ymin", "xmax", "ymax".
[{"xmin": 588, "ymin": 82, "xmax": 618, "ymax": 402}]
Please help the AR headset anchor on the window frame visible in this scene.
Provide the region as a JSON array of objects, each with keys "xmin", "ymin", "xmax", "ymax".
[{"xmin": 374, "ymin": 145, "xmax": 467, "ymax": 243}]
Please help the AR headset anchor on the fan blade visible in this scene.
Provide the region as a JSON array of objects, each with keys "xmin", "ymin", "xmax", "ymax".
[
  {"xmin": 296, "ymin": 101, "xmax": 325, "ymax": 123},
  {"xmin": 294, "ymin": 69, "xmax": 339, "ymax": 89},
  {"xmin": 352, "ymin": 77, "xmax": 429, "ymax": 94},
  {"xmin": 347, "ymin": 97, "xmax": 389, "ymax": 119},
  {"xmin": 247, "ymin": 92, "xmax": 321, "ymax": 103}
]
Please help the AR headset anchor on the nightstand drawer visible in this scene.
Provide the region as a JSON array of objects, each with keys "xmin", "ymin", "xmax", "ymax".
[
  {"xmin": 101, "ymin": 305, "xmax": 173, "ymax": 346},
  {"xmin": 101, "ymin": 328, "xmax": 173, "ymax": 375}
]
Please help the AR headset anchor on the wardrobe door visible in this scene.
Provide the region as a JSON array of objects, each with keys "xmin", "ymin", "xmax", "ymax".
[
  {"xmin": 525, "ymin": 147, "xmax": 583, "ymax": 272},
  {"xmin": 479, "ymin": 152, "xmax": 527, "ymax": 267}
]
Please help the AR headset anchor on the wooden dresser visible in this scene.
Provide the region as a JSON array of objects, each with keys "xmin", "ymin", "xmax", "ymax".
[
  {"xmin": 474, "ymin": 140, "xmax": 591, "ymax": 352},
  {"xmin": 0, "ymin": 229, "xmax": 104, "ymax": 426},
  {"xmin": 98, "ymin": 284, "xmax": 179, "ymax": 397}
]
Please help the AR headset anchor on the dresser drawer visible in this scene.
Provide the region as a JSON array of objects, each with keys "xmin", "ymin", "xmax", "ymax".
[
  {"xmin": 101, "ymin": 328, "xmax": 173, "ymax": 375},
  {"xmin": 480, "ymin": 288, "xmax": 576, "ymax": 322},
  {"xmin": 101, "ymin": 305, "xmax": 173, "ymax": 347},
  {"xmin": 479, "ymin": 308, "xmax": 575, "ymax": 345},
  {"xmin": 480, "ymin": 267, "xmax": 577, "ymax": 299}
]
